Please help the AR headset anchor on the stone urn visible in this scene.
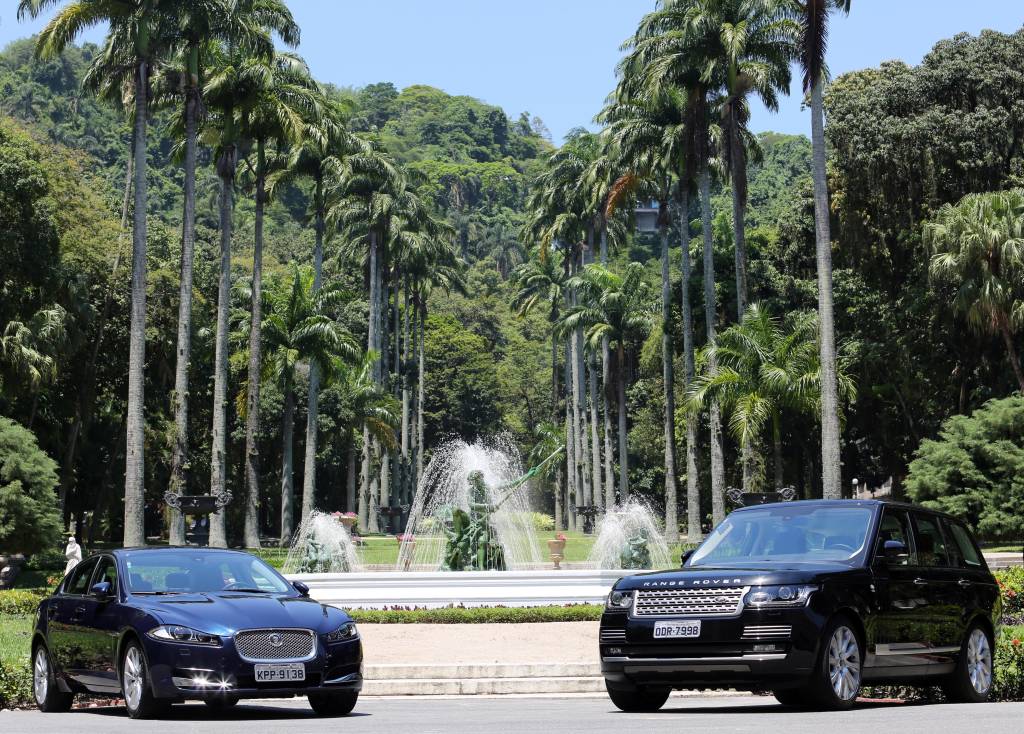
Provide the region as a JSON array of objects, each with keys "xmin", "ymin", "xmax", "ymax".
[
  {"xmin": 338, "ymin": 515, "xmax": 357, "ymax": 530},
  {"xmin": 547, "ymin": 538, "xmax": 567, "ymax": 570}
]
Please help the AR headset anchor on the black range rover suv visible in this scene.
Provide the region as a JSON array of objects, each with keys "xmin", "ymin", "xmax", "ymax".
[{"xmin": 600, "ymin": 500, "xmax": 1001, "ymax": 712}]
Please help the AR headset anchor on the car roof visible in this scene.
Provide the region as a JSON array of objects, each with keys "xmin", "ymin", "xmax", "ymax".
[
  {"xmin": 111, "ymin": 547, "xmax": 256, "ymax": 556},
  {"xmin": 731, "ymin": 498, "xmax": 963, "ymax": 522}
]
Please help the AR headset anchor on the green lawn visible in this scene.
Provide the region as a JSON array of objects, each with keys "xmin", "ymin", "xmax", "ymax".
[
  {"xmin": 0, "ymin": 614, "xmax": 32, "ymax": 668},
  {"xmin": 252, "ymin": 531, "xmax": 692, "ymax": 569}
]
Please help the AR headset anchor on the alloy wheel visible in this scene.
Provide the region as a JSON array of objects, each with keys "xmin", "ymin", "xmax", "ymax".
[
  {"xmin": 123, "ymin": 646, "xmax": 145, "ymax": 710},
  {"xmin": 827, "ymin": 625, "xmax": 861, "ymax": 701},
  {"xmin": 966, "ymin": 628, "xmax": 992, "ymax": 694},
  {"xmin": 33, "ymin": 648, "xmax": 49, "ymax": 703}
]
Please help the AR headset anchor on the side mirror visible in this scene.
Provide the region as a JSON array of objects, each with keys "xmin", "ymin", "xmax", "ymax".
[
  {"xmin": 680, "ymin": 549, "xmax": 695, "ymax": 567},
  {"xmin": 882, "ymin": 539, "xmax": 910, "ymax": 564},
  {"xmin": 292, "ymin": 580, "xmax": 310, "ymax": 597},
  {"xmin": 90, "ymin": 581, "xmax": 113, "ymax": 599}
]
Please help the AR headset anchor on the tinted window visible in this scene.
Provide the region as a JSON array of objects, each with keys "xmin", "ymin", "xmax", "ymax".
[
  {"xmin": 94, "ymin": 556, "xmax": 119, "ymax": 591},
  {"xmin": 945, "ymin": 521, "xmax": 983, "ymax": 568},
  {"xmin": 688, "ymin": 505, "xmax": 873, "ymax": 566},
  {"xmin": 911, "ymin": 513, "xmax": 950, "ymax": 567},
  {"xmin": 876, "ymin": 509, "xmax": 916, "ymax": 566},
  {"xmin": 65, "ymin": 558, "xmax": 99, "ymax": 595}
]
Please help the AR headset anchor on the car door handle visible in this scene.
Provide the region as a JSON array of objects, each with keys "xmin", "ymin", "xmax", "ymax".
[
  {"xmin": 913, "ymin": 578, "xmax": 928, "ymax": 586},
  {"xmin": 72, "ymin": 606, "xmax": 87, "ymax": 621},
  {"xmin": 46, "ymin": 606, "xmax": 58, "ymax": 620},
  {"xmin": 958, "ymin": 579, "xmax": 972, "ymax": 587}
]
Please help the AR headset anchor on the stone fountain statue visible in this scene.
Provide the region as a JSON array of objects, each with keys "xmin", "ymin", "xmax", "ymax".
[{"xmin": 442, "ymin": 471, "xmax": 507, "ymax": 571}]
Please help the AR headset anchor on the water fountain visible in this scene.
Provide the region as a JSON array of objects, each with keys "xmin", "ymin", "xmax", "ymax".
[
  {"xmin": 587, "ymin": 499, "xmax": 672, "ymax": 570},
  {"xmin": 397, "ymin": 437, "xmax": 548, "ymax": 571},
  {"xmin": 283, "ymin": 510, "xmax": 362, "ymax": 574}
]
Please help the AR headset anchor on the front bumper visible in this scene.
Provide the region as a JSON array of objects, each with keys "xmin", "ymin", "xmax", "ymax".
[
  {"xmin": 144, "ymin": 633, "xmax": 363, "ymax": 700},
  {"xmin": 600, "ymin": 603, "xmax": 826, "ymax": 691}
]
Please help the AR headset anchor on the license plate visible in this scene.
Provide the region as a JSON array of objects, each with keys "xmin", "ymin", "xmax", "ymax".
[
  {"xmin": 254, "ymin": 663, "xmax": 306, "ymax": 683},
  {"xmin": 653, "ymin": 620, "xmax": 702, "ymax": 639}
]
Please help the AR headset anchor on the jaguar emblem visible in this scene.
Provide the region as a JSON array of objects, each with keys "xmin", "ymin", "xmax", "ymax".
[{"xmin": 268, "ymin": 633, "xmax": 284, "ymax": 648}]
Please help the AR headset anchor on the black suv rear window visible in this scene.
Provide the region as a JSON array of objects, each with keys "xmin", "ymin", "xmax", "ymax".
[{"xmin": 945, "ymin": 521, "xmax": 983, "ymax": 568}]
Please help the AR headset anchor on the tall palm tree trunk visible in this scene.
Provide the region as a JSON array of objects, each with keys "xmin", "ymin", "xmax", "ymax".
[
  {"xmin": 564, "ymin": 348, "xmax": 578, "ymax": 532},
  {"xmin": 679, "ymin": 189, "xmax": 702, "ymax": 542},
  {"xmin": 346, "ymin": 438, "xmax": 357, "ymax": 513},
  {"xmin": 598, "ymin": 221, "xmax": 615, "ymax": 508},
  {"xmin": 998, "ymin": 320, "xmax": 1024, "ymax": 392},
  {"xmin": 301, "ymin": 176, "xmax": 326, "ymax": 524},
  {"xmin": 616, "ymin": 342, "xmax": 630, "ymax": 501},
  {"xmin": 123, "ymin": 59, "xmax": 149, "ymax": 548},
  {"xmin": 729, "ymin": 111, "xmax": 748, "ymax": 321},
  {"xmin": 358, "ymin": 427, "xmax": 371, "ymax": 530},
  {"xmin": 772, "ymin": 412, "xmax": 784, "ymax": 491},
  {"xmin": 588, "ymin": 356, "xmax": 603, "ymax": 511},
  {"xmin": 401, "ymin": 281, "xmax": 411, "ymax": 506},
  {"xmin": 811, "ymin": 80, "xmax": 842, "ymax": 499},
  {"xmin": 209, "ymin": 140, "xmax": 236, "ymax": 549},
  {"xmin": 700, "ymin": 169, "xmax": 726, "ymax": 526},
  {"xmin": 360, "ymin": 231, "xmax": 380, "ymax": 527},
  {"xmin": 243, "ymin": 141, "xmax": 267, "ymax": 548},
  {"xmin": 169, "ymin": 85, "xmax": 198, "ymax": 547},
  {"xmin": 660, "ymin": 218, "xmax": 679, "ymax": 543},
  {"xmin": 279, "ymin": 384, "xmax": 295, "ymax": 543},
  {"xmin": 416, "ymin": 305, "xmax": 426, "ymax": 486}
]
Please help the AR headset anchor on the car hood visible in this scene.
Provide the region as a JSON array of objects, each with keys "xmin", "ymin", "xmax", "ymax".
[
  {"xmin": 133, "ymin": 593, "xmax": 349, "ymax": 635},
  {"xmin": 615, "ymin": 562, "xmax": 862, "ymax": 591}
]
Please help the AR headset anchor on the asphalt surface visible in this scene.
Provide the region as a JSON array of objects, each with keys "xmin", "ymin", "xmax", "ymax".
[{"xmin": 3, "ymin": 695, "xmax": 1023, "ymax": 734}]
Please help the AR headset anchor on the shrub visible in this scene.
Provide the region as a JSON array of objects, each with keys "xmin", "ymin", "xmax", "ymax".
[
  {"xmin": 0, "ymin": 590, "xmax": 44, "ymax": 616},
  {"xmin": 0, "ymin": 659, "xmax": 32, "ymax": 709},
  {"xmin": 993, "ymin": 633, "xmax": 1024, "ymax": 701},
  {"xmin": 996, "ymin": 567, "xmax": 1024, "ymax": 618},
  {"xmin": 527, "ymin": 512, "xmax": 554, "ymax": 533},
  {"xmin": 905, "ymin": 395, "xmax": 1024, "ymax": 540},
  {"xmin": 348, "ymin": 604, "xmax": 602, "ymax": 624},
  {"xmin": 0, "ymin": 417, "xmax": 62, "ymax": 556}
]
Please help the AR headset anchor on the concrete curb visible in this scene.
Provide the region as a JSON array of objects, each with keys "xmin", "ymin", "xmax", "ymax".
[{"xmin": 363, "ymin": 662, "xmax": 605, "ymax": 696}]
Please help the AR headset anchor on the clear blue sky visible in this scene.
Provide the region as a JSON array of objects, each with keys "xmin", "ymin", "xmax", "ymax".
[{"xmin": 2, "ymin": 1, "xmax": 1022, "ymax": 144}]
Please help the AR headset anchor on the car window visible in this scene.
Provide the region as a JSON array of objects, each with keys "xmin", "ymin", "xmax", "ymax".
[
  {"xmin": 124, "ymin": 552, "xmax": 292, "ymax": 594},
  {"xmin": 876, "ymin": 509, "xmax": 917, "ymax": 566},
  {"xmin": 911, "ymin": 513, "xmax": 950, "ymax": 567},
  {"xmin": 94, "ymin": 556, "xmax": 119, "ymax": 592},
  {"xmin": 65, "ymin": 558, "xmax": 99, "ymax": 596},
  {"xmin": 945, "ymin": 521, "xmax": 984, "ymax": 569}
]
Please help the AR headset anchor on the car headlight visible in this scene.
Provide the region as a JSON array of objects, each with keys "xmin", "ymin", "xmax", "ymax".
[
  {"xmin": 744, "ymin": 585, "xmax": 818, "ymax": 608},
  {"xmin": 147, "ymin": 624, "xmax": 221, "ymax": 646},
  {"xmin": 325, "ymin": 622, "xmax": 358, "ymax": 643},
  {"xmin": 606, "ymin": 589, "xmax": 633, "ymax": 610}
]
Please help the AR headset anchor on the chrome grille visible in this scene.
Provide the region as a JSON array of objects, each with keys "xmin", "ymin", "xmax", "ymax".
[
  {"xmin": 235, "ymin": 629, "xmax": 315, "ymax": 662},
  {"xmin": 633, "ymin": 587, "xmax": 746, "ymax": 617},
  {"xmin": 742, "ymin": 625, "xmax": 792, "ymax": 640},
  {"xmin": 600, "ymin": 628, "xmax": 627, "ymax": 643}
]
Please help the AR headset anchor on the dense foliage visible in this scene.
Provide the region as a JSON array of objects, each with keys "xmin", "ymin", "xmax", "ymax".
[
  {"xmin": 905, "ymin": 396, "xmax": 1024, "ymax": 540},
  {"xmin": 0, "ymin": 417, "xmax": 62, "ymax": 555}
]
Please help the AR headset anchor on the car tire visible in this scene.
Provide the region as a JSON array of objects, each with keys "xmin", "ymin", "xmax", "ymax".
[
  {"xmin": 806, "ymin": 615, "xmax": 862, "ymax": 711},
  {"xmin": 121, "ymin": 641, "xmax": 168, "ymax": 720},
  {"xmin": 942, "ymin": 624, "xmax": 993, "ymax": 703},
  {"xmin": 204, "ymin": 695, "xmax": 240, "ymax": 710},
  {"xmin": 773, "ymin": 688, "xmax": 808, "ymax": 707},
  {"xmin": 32, "ymin": 644, "xmax": 73, "ymax": 713},
  {"xmin": 605, "ymin": 682, "xmax": 671, "ymax": 712},
  {"xmin": 308, "ymin": 691, "xmax": 358, "ymax": 716}
]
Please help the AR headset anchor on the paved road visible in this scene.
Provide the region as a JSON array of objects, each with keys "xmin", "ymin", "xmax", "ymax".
[{"xmin": 3, "ymin": 695, "xmax": 1023, "ymax": 734}]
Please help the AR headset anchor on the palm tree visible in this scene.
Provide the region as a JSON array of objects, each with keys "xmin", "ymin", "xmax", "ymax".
[
  {"xmin": 274, "ymin": 101, "xmax": 366, "ymax": 531},
  {"xmin": 688, "ymin": 304, "xmax": 853, "ymax": 491},
  {"xmin": 623, "ymin": 0, "xmax": 728, "ymax": 525},
  {"xmin": 794, "ymin": 0, "xmax": 851, "ymax": 499},
  {"xmin": 527, "ymin": 421, "xmax": 567, "ymax": 529},
  {"xmin": 560, "ymin": 263, "xmax": 653, "ymax": 503},
  {"xmin": 259, "ymin": 265, "xmax": 360, "ymax": 542},
  {"xmin": 19, "ymin": 0, "xmax": 161, "ymax": 546},
  {"xmin": 202, "ymin": 0, "xmax": 299, "ymax": 546},
  {"xmin": 236, "ymin": 51, "xmax": 322, "ymax": 546},
  {"xmin": 925, "ymin": 190, "xmax": 1024, "ymax": 392}
]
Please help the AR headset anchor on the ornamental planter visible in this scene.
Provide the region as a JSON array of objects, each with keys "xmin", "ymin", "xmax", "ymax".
[
  {"xmin": 338, "ymin": 515, "xmax": 357, "ymax": 530},
  {"xmin": 547, "ymin": 538, "xmax": 567, "ymax": 570}
]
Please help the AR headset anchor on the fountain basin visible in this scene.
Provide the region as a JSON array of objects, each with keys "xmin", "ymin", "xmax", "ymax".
[{"xmin": 284, "ymin": 569, "xmax": 627, "ymax": 609}]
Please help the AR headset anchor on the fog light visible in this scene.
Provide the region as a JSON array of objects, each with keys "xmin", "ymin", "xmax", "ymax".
[{"xmin": 753, "ymin": 643, "xmax": 778, "ymax": 652}]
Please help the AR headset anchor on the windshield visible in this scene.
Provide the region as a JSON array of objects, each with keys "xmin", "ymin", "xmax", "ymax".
[
  {"xmin": 124, "ymin": 552, "xmax": 293, "ymax": 594},
  {"xmin": 688, "ymin": 505, "xmax": 873, "ymax": 567}
]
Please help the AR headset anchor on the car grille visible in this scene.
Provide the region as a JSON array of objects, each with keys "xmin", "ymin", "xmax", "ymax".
[
  {"xmin": 235, "ymin": 629, "xmax": 315, "ymax": 662},
  {"xmin": 633, "ymin": 587, "xmax": 746, "ymax": 617},
  {"xmin": 742, "ymin": 625, "xmax": 792, "ymax": 640},
  {"xmin": 600, "ymin": 628, "xmax": 627, "ymax": 643}
]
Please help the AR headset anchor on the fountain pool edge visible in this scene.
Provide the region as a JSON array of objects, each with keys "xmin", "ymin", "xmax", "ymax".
[{"xmin": 284, "ymin": 569, "xmax": 628, "ymax": 609}]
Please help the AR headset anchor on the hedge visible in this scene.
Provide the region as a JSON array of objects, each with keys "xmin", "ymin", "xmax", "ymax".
[
  {"xmin": 0, "ymin": 589, "xmax": 44, "ymax": 616},
  {"xmin": 349, "ymin": 604, "xmax": 603, "ymax": 624}
]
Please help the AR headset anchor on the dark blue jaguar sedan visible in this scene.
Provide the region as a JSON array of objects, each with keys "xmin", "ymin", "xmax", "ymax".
[{"xmin": 30, "ymin": 547, "xmax": 362, "ymax": 718}]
